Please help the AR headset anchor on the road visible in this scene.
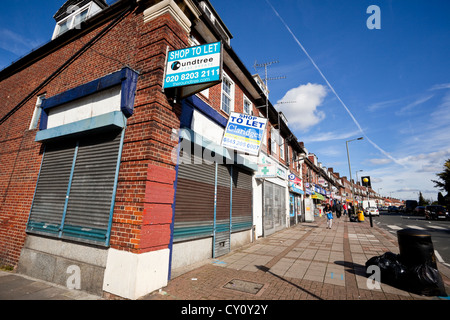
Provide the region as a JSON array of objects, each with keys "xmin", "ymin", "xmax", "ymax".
[{"xmin": 370, "ymin": 210, "xmax": 450, "ymax": 267}]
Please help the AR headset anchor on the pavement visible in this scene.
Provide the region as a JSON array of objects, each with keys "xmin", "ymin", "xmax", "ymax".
[
  {"xmin": 142, "ymin": 215, "xmax": 450, "ymax": 301},
  {"xmin": 1, "ymin": 215, "xmax": 449, "ymax": 301}
]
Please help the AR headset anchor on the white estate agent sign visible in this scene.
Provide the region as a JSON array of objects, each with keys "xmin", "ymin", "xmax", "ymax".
[
  {"xmin": 222, "ymin": 112, "xmax": 268, "ymax": 156},
  {"xmin": 164, "ymin": 41, "xmax": 222, "ymax": 89}
]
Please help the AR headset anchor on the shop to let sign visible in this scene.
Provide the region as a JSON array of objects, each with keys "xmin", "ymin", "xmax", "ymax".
[
  {"xmin": 164, "ymin": 41, "xmax": 222, "ymax": 89},
  {"xmin": 222, "ymin": 112, "xmax": 267, "ymax": 156}
]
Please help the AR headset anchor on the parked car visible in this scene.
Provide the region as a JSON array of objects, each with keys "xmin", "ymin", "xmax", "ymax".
[
  {"xmin": 413, "ymin": 206, "xmax": 426, "ymax": 216},
  {"xmin": 364, "ymin": 207, "xmax": 379, "ymax": 216},
  {"xmin": 425, "ymin": 205, "xmax": 449, "ymax": 220},
  {"xmin": 388, "ymin": 206, "xmax": 398, "ymax": 213}
]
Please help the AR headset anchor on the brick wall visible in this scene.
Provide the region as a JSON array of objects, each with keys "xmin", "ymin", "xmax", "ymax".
[{"xmin": 0, "ymin": 4, "xmax": 190, "ymax": 266}]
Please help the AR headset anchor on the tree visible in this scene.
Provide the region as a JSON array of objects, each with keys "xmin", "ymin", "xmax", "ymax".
[
  {"xmin": 438, "ymin": 192, "xmax": 445, "ymax": 205},
  {"xmin": 432, "ymin": 158, "xmax": 450, "ymax": 195},
  {"xmin": 418, "ymin": 192, "xmax": 428, "ymax": 206}
]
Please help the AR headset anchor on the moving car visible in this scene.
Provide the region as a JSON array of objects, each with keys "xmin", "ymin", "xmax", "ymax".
[
  {"xmin": 425, "ymin": 205, "xmax": 449, "ymax": 220},
  {"xmin": 364, "ymin": 207, "xmax": 379, "ymax": 216},
  {"xmin": 413, "ymin": 206, "xmax": 426, "ymax": 216},
  {"xmin": 388, "ymin": 206, "xmax": 398, "ymax": 213}
]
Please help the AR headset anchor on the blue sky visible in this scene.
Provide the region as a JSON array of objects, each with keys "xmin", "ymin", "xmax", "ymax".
[
  {"xmin": 1, "ymin": 0, "xmax": 449, "ymax": 201},
  {"xmin": 209, "ymin": 0, "xmax": 450, "ymax": 201}
]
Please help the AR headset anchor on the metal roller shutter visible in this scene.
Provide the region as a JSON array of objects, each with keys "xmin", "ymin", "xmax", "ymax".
[
  {"xmin": 27, "ymin": 131, "xmax": 122, "ymax": 245},
  {"xmin": 231, "ymin": 166, "xmax": 252, "ymax": 232},
  {"xmin": 264, "ymin": 181, "xmax": 286, "ymax": 236},
  {"xmin": 173, "ymin": 151, "xmax": 254, "ymax": 258},
  {"xmin": 214, "ymin": 164, "xmax": 231, "ymax": 257},
  {"xmin": 173, "ymin": 154, "xmax": 216, "ymax": 241},
  {"xmin": 27, "ymin": 141, "xmax": 76, "ymax": 235},
  {"xmin": 62, "ymin": 132, "xmax": 122, "ymax": 243}
]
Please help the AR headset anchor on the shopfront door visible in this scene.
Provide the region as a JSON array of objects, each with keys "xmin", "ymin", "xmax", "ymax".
[{"xmin": 289, "ymin": 194, "xmax": 296, "ymax": 226}]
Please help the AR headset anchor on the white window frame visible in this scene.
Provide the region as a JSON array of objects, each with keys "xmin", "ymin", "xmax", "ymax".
[
  {"xmin": 243, "ymin": 94, "xmax": 252, "ymax": 115},
  {"xmin": 52, "ymin": 3, "xmax": 93, "ymax": 39},
  {"xmin": 221, "ymin": 71, "xmax": 234, "ymax": 114},
  {"xmin": 280, "ymin": 139, "xmax": 285, "ymax": 160},
  {"xmin": 271, "ymin": 131, "xmax": 278, "ymax": 155}
]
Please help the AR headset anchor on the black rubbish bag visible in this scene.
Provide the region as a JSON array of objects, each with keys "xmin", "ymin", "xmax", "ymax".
[
  {"xmin": 365, "ymin": 252, "xmax": 448, "ymax": 297},
  {"xmin": 406, "ymin": 263, "xmax": 447, "ymax": 297},
  {"xmin": 365, "ymin": 252, "xmax": 407, "ymax": 286},
  {"xmin": 396, "ymin": 228, "xmax": 447, "ymax": 296}
]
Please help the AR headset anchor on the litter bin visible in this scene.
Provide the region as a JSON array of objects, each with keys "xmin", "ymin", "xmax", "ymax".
[
  {"xmin": 396, "ymin": 228, "xmax": 447, "ymax": 296},
  {"xmin": 397, "ymin": 228, "xmax": 437, "ymax": 268},
  {"xmin": 358, "ymin": 210, "xmax": 365, "ymax": 222}
]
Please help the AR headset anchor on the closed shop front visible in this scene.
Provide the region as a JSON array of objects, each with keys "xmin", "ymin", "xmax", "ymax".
[
  {"xmin": 263, "ymin": 180, "xmax": 286, "ymax": 236},
  {"xmin": 172, "ymin": 147, "xmax": 254, "ymax": 269},
  {"xmin": 27, "ymin": 130, "xmax": 123, "ymax": 246}
]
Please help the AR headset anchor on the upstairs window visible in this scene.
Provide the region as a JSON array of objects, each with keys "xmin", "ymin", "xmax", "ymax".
[
  {"xmin": 52, "ymin": 2, "xmax": 103, "ymax": 39},
  {"xmin": 221, "ymin": 72, "xmax": 234, "ymax": 114},
  {"xmin": 243, "ymin": 95, "xmax": 252, "ymax": 115}
]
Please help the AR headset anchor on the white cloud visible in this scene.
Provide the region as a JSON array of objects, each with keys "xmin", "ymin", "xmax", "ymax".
[
  {"xmin": 276, "ymin": 83, "xmax": 327, "ymax": 131},
  {"xmin": 369, "ymin": 158, "xmax": 392, "ymax": 165},
  {"xmin": 367, "ymin": 97, "xmax": 405, "ymax": 112},
  {"xmin": 367, "ymin": 149, "xmax": 450, "ymax": 200},
  {"xmin": 395, "ymin": 94, "xmax": 434, "ymax": 115},
  {"xmin": 430, "ymin": 83, "xmax": 450, "ymax": 91},
  {"xmin": 302, "ymin": 129, "xmax": 361, "ymax": 142},
  {"xmin": 0, "ymin": 28, "xmax": 42, "ymax": 57}
]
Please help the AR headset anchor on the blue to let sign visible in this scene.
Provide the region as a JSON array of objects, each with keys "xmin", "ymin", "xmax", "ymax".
[
  {"xmin": 164, "ymin": 41, "xmax": 222, "ymax": 89},
  {"xmin": 222, "ymin": 112, "xmax": 268, "ymax": 156}
]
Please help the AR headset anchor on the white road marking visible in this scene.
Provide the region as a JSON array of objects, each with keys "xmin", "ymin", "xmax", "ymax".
[
  {"xmin": 387, "ymin": 225, "xmax": 402, "ymax": 230},
  {"xmin": 435, "ymin": 250, "xmax": 445, "ymax": 263},
  {"xmin": 406, "ymin": 225, "xmax": 426, "ymax": 230},
  {"xmin": 428, "ymin": 225, "xmax": 448, "ymax": 230}
]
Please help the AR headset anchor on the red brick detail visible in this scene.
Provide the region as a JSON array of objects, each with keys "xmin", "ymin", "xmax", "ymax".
[{"xmin": 143, "ymin": 203, "xmax": 173, "ymax": 225}]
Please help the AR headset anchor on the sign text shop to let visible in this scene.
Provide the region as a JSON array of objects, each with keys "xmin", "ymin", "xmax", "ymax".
[
  {"xmin": 164, "ymin": 41, "xmax": 222, "ymax": 89},
  {"xmin": 222, "ymin": 112, "xmax": 267, "ymax": 156}
]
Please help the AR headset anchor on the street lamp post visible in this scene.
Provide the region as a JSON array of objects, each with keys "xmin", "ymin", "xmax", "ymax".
[{"xmin": 346, "ymin": 137, "xmax": 363, "ymax": 218}]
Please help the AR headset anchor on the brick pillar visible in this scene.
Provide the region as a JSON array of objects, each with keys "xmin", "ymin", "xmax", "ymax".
[{"xmin": 103, "ymin": 0, "xmax": 194, "ymax": 299}]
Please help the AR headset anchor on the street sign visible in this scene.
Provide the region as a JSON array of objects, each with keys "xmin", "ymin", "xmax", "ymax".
[
  {"xmin": 222, "ymin": 112, "xmax": 267, "ymax": 156},
  {"xmin": 164, "ymin": 41, "xmax": 222, "ymax": 89}
]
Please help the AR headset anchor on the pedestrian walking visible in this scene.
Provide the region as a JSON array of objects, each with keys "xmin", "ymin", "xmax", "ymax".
[
  {"xmin": 325, "ymin": 203, "xmax": 333, "ymax": 229},
  {"xmin": 336, "ymin": 201, "xmax": 343, "ymax": 218},
  {"xmin": 348, "ymin": 203, "xmax": 356, "ymax": 222},
  {"xmin": 343, "ymin": 202, "xmax": 347, "ymax": 216}
]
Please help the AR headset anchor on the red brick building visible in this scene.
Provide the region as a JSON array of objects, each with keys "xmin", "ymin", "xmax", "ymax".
[{"xmin": 0, "ymin": 0, "xmax": 308, "ymax": 299}]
